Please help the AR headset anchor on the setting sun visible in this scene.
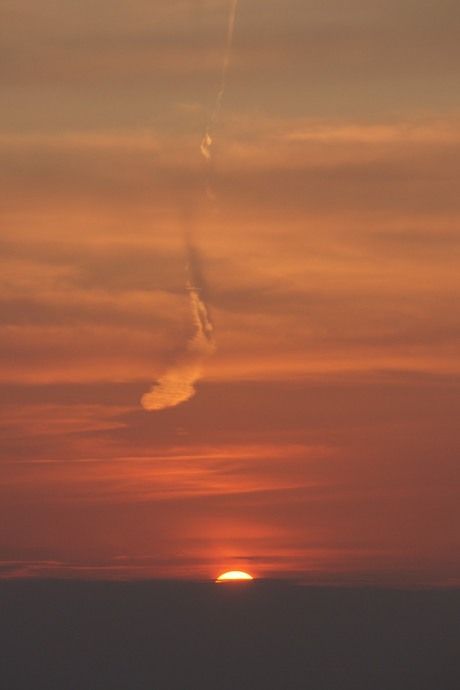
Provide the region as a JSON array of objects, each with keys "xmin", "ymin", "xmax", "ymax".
[{"xmin": 216, "ymin": 571, "xmax": 254, "ymax": 582}]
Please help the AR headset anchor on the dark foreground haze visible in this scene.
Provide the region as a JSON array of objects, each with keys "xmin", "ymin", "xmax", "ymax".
[{"xmin": 1, "ymin": 580, "xmax": 459, "ymax": 689}]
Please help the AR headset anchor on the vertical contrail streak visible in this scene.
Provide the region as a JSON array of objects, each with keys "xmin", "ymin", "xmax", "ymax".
[
  {"xmin": 200, "ymin": 0, "xmax": 238, "ymax": 163},
  {"xmin": 142, "ymin": 1, "xmax": 237, "ymax": 411}
]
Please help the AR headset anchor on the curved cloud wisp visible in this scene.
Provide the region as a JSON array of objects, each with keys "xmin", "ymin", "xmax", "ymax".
[{"xmin": 141, "ymin": 281, "xmax": 215, "ymax": 411}]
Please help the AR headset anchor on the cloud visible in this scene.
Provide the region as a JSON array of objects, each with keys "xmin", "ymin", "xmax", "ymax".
[
  {"xmin": 282, "ymin": 121, "xmax": 460, "ymax": 145},
  {"xmin": 1, "ymin": 110, "xmax": 459, "ymax": 385},
  {"xmin": 141, "ymin": 288, "xmax": 215, "ymax": 410}
]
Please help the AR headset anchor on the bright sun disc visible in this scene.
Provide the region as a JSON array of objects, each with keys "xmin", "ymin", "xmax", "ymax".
[{"xmin": 216, "ymin": 571, "xmax": 254, "ymax": 582}]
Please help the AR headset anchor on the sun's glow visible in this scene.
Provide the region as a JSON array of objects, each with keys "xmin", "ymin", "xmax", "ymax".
[{"xmin": 216, "ymin": 570, "xmax": 254, "ymax": 582}]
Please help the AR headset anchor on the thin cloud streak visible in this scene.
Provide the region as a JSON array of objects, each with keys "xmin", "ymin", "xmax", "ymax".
[
  {"xmin": 201, "ymin": 0, "xmax": 238, "ymax": 162},
  {"xmin": 141, "ymin": 242, "xmax": 215, "ymax": 411},
  {"xmin": 140, "ymin": 307, "xmax": 215, "ymax": 410}
]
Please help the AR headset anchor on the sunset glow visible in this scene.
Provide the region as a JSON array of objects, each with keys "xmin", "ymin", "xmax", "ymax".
[
  {"xmin": 0, "ymin": 0, "xmax": 459, "ymax": 589},
  {"xmin": 216, "ymin": 571, "xmax": 254, "ymax": 582}
]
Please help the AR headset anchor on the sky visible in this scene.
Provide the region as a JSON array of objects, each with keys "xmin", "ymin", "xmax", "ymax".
[{"xmin": 1, "ymin": 0, "xmax": 459, "ymax": 584}]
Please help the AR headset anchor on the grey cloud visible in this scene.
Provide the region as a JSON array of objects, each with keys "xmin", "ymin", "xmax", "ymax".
[
  {"xmin": 3, "ymin": 0, "xmax": 459, "ymax": 100},
  {"xmin": 1, "ymin": 238, "xmax": 187, "ymax": 290},
  {"xmin": 0, "ymin": 382, "xmax": 145, "ymax": 407},
  {"xmin": 0, "ymin": 143, "xmax": 202, "ymax": 206},
  {"xmin": 0, "ymin": 294, "xmax": 181, "ymax": 331},
  {"xmin": 362, "ymin": 229, "xmax": 460, "ymax": 261},
  {"xmin": 2, "ymin": 131, "xmax": 460, "ymax": 215},
  {"xmin": 218, "ymin": 154, "xmax": 460, "ymax": 214}
]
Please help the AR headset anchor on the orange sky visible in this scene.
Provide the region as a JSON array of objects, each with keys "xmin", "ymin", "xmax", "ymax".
[{"xmin": 1, "ymin": 0, "xmax": 459, "ymax": 585}]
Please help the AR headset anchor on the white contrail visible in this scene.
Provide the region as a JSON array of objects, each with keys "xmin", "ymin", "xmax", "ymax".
[
  {"xmin": 200, "ymin": 0, "xmax": 238, "ymax": 163},
  {"xmin": 141, "ymin": 254, "xmax": 215, "ymax": 412},
  {"xmin": 142, "ymin": 1, "xmax": 237, "ymax": 412}
]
